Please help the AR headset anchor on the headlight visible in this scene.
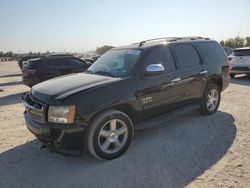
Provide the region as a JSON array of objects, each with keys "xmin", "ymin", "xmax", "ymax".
[{"xmin": 48, "ymin": 105, "xmax": 76, "ymax": 124}]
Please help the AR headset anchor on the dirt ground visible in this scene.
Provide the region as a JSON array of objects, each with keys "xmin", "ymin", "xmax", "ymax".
[{"xmin": 0, "ymin": 61, "xmax": 250, "ymax": 188}]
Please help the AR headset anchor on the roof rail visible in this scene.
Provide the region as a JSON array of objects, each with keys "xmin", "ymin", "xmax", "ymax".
[
  {"xmin": 138, "ymin": 36, "xmax": 210, "ymax": 47},
  {"xmin": 138, "ymin": 37, "xmax": 179, "ymax": 47},
  {"xmin": 181, "ymin": 36, "xmax": 210, "ymax": 40}
]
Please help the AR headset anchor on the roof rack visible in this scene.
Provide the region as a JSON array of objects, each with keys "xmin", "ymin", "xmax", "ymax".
[{"xmin": 138, "ymin": 36, "xmax": 210, "ymax": 47}]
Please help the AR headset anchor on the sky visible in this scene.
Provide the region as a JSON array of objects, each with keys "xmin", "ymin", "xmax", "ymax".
[{"xmin": 0, "ymin": 0, "xmax": 250, "ymax": 53}]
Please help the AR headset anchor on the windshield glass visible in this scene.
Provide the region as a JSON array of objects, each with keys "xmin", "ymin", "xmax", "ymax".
[
  {"xmin": 88, "ymin": 49, "xmax": 141, "ymax": 77},
  {"xmin": 234, "ymin": 49, "xmax": 250, "ymax": 56}
]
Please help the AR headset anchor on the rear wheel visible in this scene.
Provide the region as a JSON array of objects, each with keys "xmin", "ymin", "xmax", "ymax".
[
  {"xmin": 87, "ymin": 110, "xmax": 134, "ymax": 160},
  {"xmin": 198, "ymin": 83, "xmax": 221, "ymax": 115},
  {"xmin": 230, "ymin": 73, "xmax": 235, "ymax": 78}
]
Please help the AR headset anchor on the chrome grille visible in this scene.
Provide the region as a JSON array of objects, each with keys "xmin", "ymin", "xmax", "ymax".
[{"xmin": 23, "ymin": 93, "xmax": 45, "ymax": 123}]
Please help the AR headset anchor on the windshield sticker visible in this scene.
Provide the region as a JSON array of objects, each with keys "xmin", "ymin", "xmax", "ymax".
[{"xmin": 127, "ymin": 50, "xmax": 141, "ymax": 55}]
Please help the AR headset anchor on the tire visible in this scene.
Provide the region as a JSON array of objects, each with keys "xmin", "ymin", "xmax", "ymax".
[
  {"xmin": 198, "ymin": 82, "xmax": 221, "ymax": 115},
  {"xmin": 87, "ymin": 109, "xmax": 134, "ymax": 160},
  {"xmin": 230, "ymin": 73, "xmax": 235, "ymax": 78}
]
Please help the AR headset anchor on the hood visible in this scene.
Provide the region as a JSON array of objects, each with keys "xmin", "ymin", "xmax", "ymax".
[{"xmin": 31, "ymin": 73, "xmax": 120, "ymax": 104}]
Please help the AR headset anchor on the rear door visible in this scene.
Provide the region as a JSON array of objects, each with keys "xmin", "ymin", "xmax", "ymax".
[
  {"xmin": 171, "ymin": 43, "xmax": 206, "ymax": 100},
  {"xmin": 136, "ymin": 46, "xmax": 184, "ymax": 117}
]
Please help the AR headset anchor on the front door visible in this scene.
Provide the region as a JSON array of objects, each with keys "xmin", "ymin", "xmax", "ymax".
[{"xmin": 136, "ymin": 46, "xmax": 185, "ymax": 119}]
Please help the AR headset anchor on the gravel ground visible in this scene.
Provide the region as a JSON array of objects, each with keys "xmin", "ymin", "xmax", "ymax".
[{"xmin": 0, "ymin": 61, "xmax": 250, "ymax": 188}]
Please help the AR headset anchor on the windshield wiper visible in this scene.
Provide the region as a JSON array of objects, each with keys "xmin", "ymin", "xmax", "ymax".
[
  {"xmin": 85, "ymin": 70, "xmax": 94, "ymax": 74},
  {"xmin": 94, "ymin": 71, "xmax": 118, "ymax": 78}
]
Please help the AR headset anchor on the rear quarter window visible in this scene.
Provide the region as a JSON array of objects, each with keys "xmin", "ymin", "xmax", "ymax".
[
  {"xmin": 25, "ymin": 60, "xmax": 43, "ymax": 69},
  {"xmin": 194, "ymin": 42, "xmax": 226, "ymax": 64}
]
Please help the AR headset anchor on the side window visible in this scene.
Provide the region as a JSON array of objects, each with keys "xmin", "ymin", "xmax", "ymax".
[
  {"xmin": 174, "ymin": 44, "xmax": 201, "ymax": 68},
  {"xmin": 51, "ymin": 59, "xmax": 66, "ymax": 67},
  {"xmin": 69, "ymin": 58, "xmax": 86, "ymax": 67},
  {"xmin": 145, "ymin": 47, "xmax": 176, "ymax": 72},
  {"xmin": 195, "ymin": 42, "xmax": 227, "ymax": 64}
]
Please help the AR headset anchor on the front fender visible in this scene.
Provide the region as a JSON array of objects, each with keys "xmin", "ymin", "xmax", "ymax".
[{"xmin": 62, "ymin": 77, "xmax": 137, "ymax": 125}]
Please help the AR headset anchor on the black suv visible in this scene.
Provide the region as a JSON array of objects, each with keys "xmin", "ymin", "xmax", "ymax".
[
  {"xmin": 22, "ymin": 56, "xmax": 89, "ymax": 87},
  {"xmin": 23, "ymin": 37, "xmax": 230, "ymax": 160},
  {"xmin": 18, "ymin": 55, "xmax": 45, "ymax": 69}
]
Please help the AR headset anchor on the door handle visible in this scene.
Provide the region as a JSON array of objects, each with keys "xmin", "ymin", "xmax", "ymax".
[
  {"xmin": 199, "ymin": 70, "xmax": 208, "ymax": 75},
  {"xmin": 171, "ymin": 78, "xmax": 181, "ymax": 83}
]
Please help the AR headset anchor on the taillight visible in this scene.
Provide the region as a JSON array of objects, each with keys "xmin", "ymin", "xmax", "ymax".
[
  {"xmin": 227, "ymin": 57, "xmax": 233, "ymax": 69},
  {"xmin": 26, "ymin": 69, "xmax": 37, "ymax": 74}
]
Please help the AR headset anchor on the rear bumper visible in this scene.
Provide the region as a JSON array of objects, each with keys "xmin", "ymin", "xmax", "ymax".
[
  {"xmin": 24, "ymin": 111, "xmax": 86, "ymax": 155},
  {"xmin": 230, "ymin": 70, "xmax": 250, "ymax": 74},
  {"xmin": 230, "ymin": 65, "xmax": 250, "ymax": 74}
]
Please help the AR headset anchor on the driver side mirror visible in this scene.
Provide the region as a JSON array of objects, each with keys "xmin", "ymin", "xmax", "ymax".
[{"xmin": 144, "ymin": 64, "xmax": 165, "ymax": 76}]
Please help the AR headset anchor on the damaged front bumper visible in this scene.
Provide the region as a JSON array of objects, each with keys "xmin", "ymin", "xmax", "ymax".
[{"xmin": 24, "ymin": 111, "xmax": 86, "ymax": 156}]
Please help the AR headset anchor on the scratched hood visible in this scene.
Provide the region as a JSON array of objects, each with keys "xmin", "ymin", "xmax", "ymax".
[{"xmin": 31, "ymin": 73, "xmax": 120, "ymax": 104}]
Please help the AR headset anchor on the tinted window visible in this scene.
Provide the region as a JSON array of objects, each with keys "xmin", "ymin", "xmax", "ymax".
[
  {"xmin": 145, "ymin": 47, "xmax": 176, "ymax": 72},
  {"xmin": 223, "ymin": 46, "xmax": 233, "ymax": 56},
  {"xmin": 69, "ymin": 58, "xmax": 86, "ymax": 67},
  {"xmin": 50, "ymin": 59, "xmax": 67, "ymax": 67},
  {"xmin": 234, "ymin": 49, "xmax": 250, "ymax": 56},
  {"xmin": 195, "ymin": 42, "xmax": 226, "ymax": 63},
  {"xmin": 25, "ymin": 60, "xmax": 43, "ymax": 69},
  {"xmin": 174, "ymin": 44, "xmax": 200, "ymax": 68}
]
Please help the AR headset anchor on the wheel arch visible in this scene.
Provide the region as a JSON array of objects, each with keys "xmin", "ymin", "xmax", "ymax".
[
  {"xmin": 85, "ymin": 103, "xmax": 136, "ymax": 126},
  {"xmin": 83, "ymin": 103, "xmax": 136, "ymax": 151},
  {"xmin": 206, "ymin": 75, "xmax": 223, "ymax": 91}
]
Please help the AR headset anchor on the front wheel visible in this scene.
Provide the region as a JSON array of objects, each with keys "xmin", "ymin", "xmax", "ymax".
[
  {"xmin": 198, "ymin": 83, "xmax": 221, "ymax": 115},
  {"xmin": 87, "ymin": 110, "xmax": 134, "ymax": 160}
]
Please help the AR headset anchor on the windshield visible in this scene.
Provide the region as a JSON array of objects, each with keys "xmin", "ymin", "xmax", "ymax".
[
  {"xmin": 88, "ymin": 49, "xmax": 141, "ymax": 77},
  {"xmin": 234, "ymin": 49, "xmax": 250, "ymax": 56}
]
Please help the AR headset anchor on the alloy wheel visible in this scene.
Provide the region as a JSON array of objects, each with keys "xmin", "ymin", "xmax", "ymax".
[
  {"xmin": 98, "ymin": 119, "xmax": 128, "ymax": 154},
  {"xmin": 206, "ymin": 88, "xmax": 219, "ymax": 111}
]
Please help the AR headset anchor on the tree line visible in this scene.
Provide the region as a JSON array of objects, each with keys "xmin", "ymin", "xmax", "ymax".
[
  {"xmin": 2, "ymin": 37, "xmax": 249, "ymax": 59},
  {"xmin": 0, "ymin": 51, "xmax": 15, "ymax": 57},
  {"xmin": 95, "ymin": 36, "xmax": 250, "ymax": 55},
  {"xmin": 96, "ymin": 45, "xmax": 114, "ymax": 55},
  {"xmin": 220, "ymin": 36, "xmax": 250, "ymax": 49},
  {"xmin": 0, "ymin": 51, "xmax": 45, "ymax": 58}
]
